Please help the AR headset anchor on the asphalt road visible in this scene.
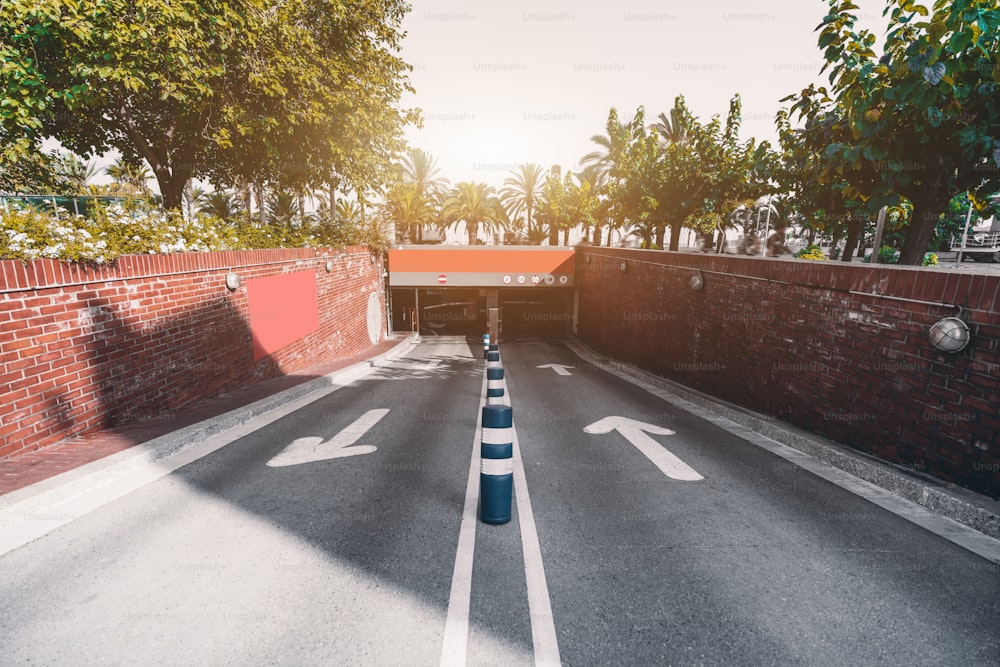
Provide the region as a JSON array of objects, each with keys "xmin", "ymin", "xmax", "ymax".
[{"xmin": 0, "ymin": 338, "xmax": 997, "ymax": 666}]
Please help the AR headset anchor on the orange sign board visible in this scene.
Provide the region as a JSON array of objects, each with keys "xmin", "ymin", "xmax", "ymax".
[{"xmin": 388, "ymin": 247, "xmax": 575, "ymax": 287}]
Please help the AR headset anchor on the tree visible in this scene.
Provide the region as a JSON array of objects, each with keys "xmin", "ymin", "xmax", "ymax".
[
  {"xmin": 397, "ymin": 149, "xmax": 448, "ymax": 241},
  {"xmin": 198, "ymin": 190, "xmax": 243, "ymax": 221},
  {"xmin": 441, "ymin": 182, "xmax": 508, "ymax": 245},
  {"xmin": 0, "ymin": 0, "xmax": 417, "ymax": 210},
  {"xmin": 582, "ymin": 108, "xmax": 649, "ymax": 241},
  {"xmin": 687, "ymin": 96, "xmax": 775, "ymax": 251},
  {"xmin": 381, "ymin": 181, "xmax": 435, "ymax": 243},
  {"xmin": 0, "ymin": 150, "xmax": 67, "ymax": 194},
  {"xmin": 500, "ymin": 163, "xmax": 546, "ymax": 243},
  {"xmin": 535, "ymin": 168, "xmax": 601, "ymax": 246},
  {"xmin": 786, "ymin": 0, "xmax": 1000, "ymax": 264},
  {"xmin": 576, "ymin": 164, "xmax": 612, "ymax": 245},
  {"xmin": 398, "ymin": 149, "xmax": 450, "ymax": 199},
  {"xmin": 265, "ymin": 189, "xmax": 302, "ymax": 227},
  {"xmin": 645, "ymin": 96, "xmax": 733, "ymax": 251},
  {"xmin": 105, "ymin": 157, "xmax": 152, "ymax": 198},
  {"xmin": 55, "ymin": 153, "xmax": 101, "ymax": 195}
]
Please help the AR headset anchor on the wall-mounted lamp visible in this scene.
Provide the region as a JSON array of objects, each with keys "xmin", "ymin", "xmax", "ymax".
[
  {"xmin": 690, "ymin": 274, "xmax": 705, "ymax": 291},
  {"xmin": 225, "ymin": 270, "xmax": 241, "ymax": 291},
  {"xmin": 619, "ymin": 262, "xmax": 627, "ymax": 273},
  {"xmin": 929, "ymin": 316, "xmax": 971, "ymax": 353},
  {"xmin": 325, "ymin": 260, "xmax": 334, "ymax": 272}
]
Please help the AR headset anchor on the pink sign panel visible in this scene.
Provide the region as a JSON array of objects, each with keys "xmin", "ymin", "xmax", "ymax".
[{"xmin": 246, "ymin": 271, "xmax": 320, "ymax": 361}]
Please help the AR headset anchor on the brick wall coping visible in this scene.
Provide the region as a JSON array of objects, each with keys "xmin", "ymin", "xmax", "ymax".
[
  {"xmin": 0, "ymin": 246, "xmax": 374, "ymax": 295},
  {"xmin": 577, "ymin": 248, "xmax": 1000, "ymax": 315}
]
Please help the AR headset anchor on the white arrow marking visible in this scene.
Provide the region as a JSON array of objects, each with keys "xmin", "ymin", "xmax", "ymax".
[
  {"xmin": 537, "ymin": 363, "xmax": 574, "ymax": 376},
  {"xmin": 583, "ymin": 416, "xmax": 703, "ymax": 481},
  {"xmin": 266, "ymin": 408, "xmax": 389, "ymax": 467}
]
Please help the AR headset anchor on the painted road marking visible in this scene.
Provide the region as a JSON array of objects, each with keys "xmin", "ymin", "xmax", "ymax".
[
  {"xmin": 266, "ymin": 409, "xmax": 389, "ymax": 467},
  {"xmin": 536, "ymin": 364, "xmax": 573, "ymax": 376},
  {"xmin": 441, "ymin": 360, "xmax": 561, "ymax": 666},
  {"xmin": 511, "ymin": 410, "xmax": 562, "ymax": 665},
  {"xmin": 440, "ymin": 373, "xmax": 487, "ymax": 665},
  {"xmin": 584, "ymin": 416, "xmax": 703, "ymax": 482}
]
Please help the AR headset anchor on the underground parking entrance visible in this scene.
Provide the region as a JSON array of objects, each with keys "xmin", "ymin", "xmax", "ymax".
[{"xmin": 386, "ymin": 247, "xmax": 577, "ymax": 340}]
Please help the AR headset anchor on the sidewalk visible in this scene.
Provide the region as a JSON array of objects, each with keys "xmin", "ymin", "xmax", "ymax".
[{"xmin": 0, "ymin": 335, "xmax": 414, "ymax": 496}]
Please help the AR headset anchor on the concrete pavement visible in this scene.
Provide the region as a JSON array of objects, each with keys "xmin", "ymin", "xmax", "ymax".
[{"xmin": 0, "ymin": 336, "xmax": 998, "ymax": 665}]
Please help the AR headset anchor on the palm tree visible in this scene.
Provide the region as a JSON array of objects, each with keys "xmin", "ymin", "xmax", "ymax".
[
  {"xmin": 56, "ymin": 152, "xmax": 101, "ymax": 194},
  {"xmin": 381, "ymin": 181, "xmax": 435, "ymax": 243},
  {"xmin": 198, "ymin": 189, "xmax": 242, "ymax": 221},
  {"xmin": 106, "ymin": 158, "xmax": 152, "ymax": 197},
  {"xmin": 651, "ymin": 102, "xmax": 691, "ymax": 148},
  {"xmin": 398, "ymin": 149, "xmax": 449, "ymax": 241},
  {"xmin": 335, "ymin": 198, "xmax": 362, "ymax": 225},
  {"xmin": 581, "ymin": 108, "xmax": 650, "ymax": 244},
  {"xmin": 399, "ymin": 149, "xmax": 449, "ymax": 198},
  {"xmin": 441, "ymin": 182, "xmax": 508, "ymax": 245},
  {"xmin": 499, "ymin": 163, "xmax": 546, "ymax": 243},
  {"xmin": 581, "ymin": 107, "xmax": 641, "ymax": 182},
  {"xmin": 265, "ymin": 189, "xmax": 300, "ymax": 225}
]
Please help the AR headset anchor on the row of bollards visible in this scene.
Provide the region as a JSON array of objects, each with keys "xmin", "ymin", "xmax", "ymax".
[{"xmin": 480, "ymin": 334, "xmax": 513, "ymax": 524}]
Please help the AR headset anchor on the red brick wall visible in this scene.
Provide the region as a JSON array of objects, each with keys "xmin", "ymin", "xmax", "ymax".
[
  {"xmin": 576, "ymin": 248, "xmax": 1000, "ymax": 498},
  {"xmin": 1, "ymin": 248, "xmax": 386, "ymax": 458}
]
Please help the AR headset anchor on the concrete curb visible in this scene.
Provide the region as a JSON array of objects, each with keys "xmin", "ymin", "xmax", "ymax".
[
  {"xmin": 0, "ymin": 335, "xmax": 420, "ymax": 517},
  {"xmin": 565, "ymin": 337, "xmax": 1000, "ymax": 542}
]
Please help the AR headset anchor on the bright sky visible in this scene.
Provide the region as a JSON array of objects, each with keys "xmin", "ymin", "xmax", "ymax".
[{"xmin": 399, "ymin": 0, "xmax": 889, "ymax": 190}]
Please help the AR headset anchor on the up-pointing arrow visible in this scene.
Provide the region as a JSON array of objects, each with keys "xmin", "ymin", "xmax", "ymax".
[
  {"xmin": 583, "ymin": 416, "xmax": 703, "ymax": 481},
  {"xmin": 537, "ymin": 363, "xmax": 574, "ymax": 376},
  {"xmin": 266, "ymin": 408, "xmax": 389, "ymax": 467}
]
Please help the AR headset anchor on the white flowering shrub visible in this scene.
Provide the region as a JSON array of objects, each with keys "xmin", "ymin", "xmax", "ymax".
[{"xmin": 0, "ymin": 204, "xmax": 388, "ymax": 263}]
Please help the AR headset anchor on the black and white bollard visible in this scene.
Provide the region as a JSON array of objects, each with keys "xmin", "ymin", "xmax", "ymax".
[
  {"xmin": 482, "ymin": 333, "xmax": 490, "ymax": 359},
  {"xmin": 486, "ymin": 367, "xmax": 505, "ymax": 405},
  {"xmin": 486, "ymin": 349, "xmax": 501, "ymax": 370},
  {"xmin": 480, "ymin": 404, "xmax": 513, "ymax": 524}
]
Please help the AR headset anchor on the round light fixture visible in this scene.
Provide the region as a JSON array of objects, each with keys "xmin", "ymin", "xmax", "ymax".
[
  {"xmin": 690, "ymin": 274, "xmax": 705, "ymax": 291},
  {"xmin": 325, "ymin": 260, "xmax": 334, "ymax": 272},
  {"xmin": 225, "ymin": 271, "xmax": 241, "ymax": 291},
  {"xmin": 928, "ymin": 316, "xmax": 970, "ymax": 353}
]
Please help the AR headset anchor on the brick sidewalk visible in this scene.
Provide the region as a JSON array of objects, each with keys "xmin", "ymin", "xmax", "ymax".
[{"xmin": 0, "ymin": 336, "xmax": 410, "ymax": 496}]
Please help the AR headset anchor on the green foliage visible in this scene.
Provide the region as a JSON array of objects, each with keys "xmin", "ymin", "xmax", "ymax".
[
  {"xmin": 381, "ymin": 149, "xmax": 449, "ymax": 243},
  {"xmin": 380, "ymin": 181, "xmax": 435, "ymax": 243},
  {"xmin": 0, "ymin": 0, "xmax": 418, "ymax": 209},
  {"xmin": 499, "ymin": 164, "xmax": 546, "ymax": 241},
  {"xmin": 1, "ymin": 203, "xmax": 386, "ymax": 263},
  {"xmin": 795, "ymin": 244, "xmax": 827, "ymax": 261},
  {"xmin": 922, "ymin": 252, "xmax": 939, "ymax": 267},
  {"xmin": 867, "ymin": 245, "xmax": 899, "ymax": 264},
  {"xmin": 586, "ymin": 95, "xmax": 772, "ymax": 251},
  {"xmin": 535, "ymin": 170, "xmax": 599, "ymax": 245},
  {"xmin": 784, "ymin": 0, "xmax": 1000, "ymax": 265},
  {"xmin": 440, "ymin": 182, "xmax": 509, "ymax": 245}
]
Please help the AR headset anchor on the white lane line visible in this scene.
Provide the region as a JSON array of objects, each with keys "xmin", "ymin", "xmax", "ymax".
[
  {"xmin": 501, "ymin": 375, "xmax": 562, "ymax": 666},
  {"xmin": 440, "ymin": 372, "xmax": 486, "ymax": 666},
  {"xmin": 510, "ymin": 421, "xmax": 562, "ymax": 664}
]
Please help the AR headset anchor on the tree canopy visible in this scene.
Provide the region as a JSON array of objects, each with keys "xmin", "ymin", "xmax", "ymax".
[
  {"xmin": 784, "ymin": 0, "xmax": 1000, "ymax": 264},
  {"xmin": 0, "ymin": 0, "xmax": 418, "ymax": 209}
]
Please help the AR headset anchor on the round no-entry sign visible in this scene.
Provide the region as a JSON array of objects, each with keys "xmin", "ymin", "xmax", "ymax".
[{"xmin": 438, "ymin": 274, "xmax": 447, "ymax": 284}]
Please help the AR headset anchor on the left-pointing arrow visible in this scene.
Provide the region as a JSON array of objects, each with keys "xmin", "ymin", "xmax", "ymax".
[{"xmin": 266, "ymin": 408, "xmax": 389, "ymax": 467}]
